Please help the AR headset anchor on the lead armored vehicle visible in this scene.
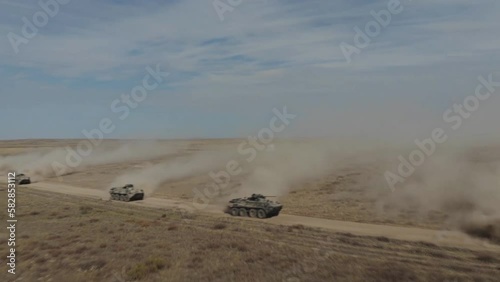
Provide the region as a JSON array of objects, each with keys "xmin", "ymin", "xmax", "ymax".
[
  {"xmin": 109, "ymin": 184, "xmax": 144, "ymax": 202},
  {"xmin": 225, "ymin": 194, "xmax": 283, "ymax": 219},
  {"xmin": 15, "ymin": 173, "xmax": 31, "ymax": 185}
]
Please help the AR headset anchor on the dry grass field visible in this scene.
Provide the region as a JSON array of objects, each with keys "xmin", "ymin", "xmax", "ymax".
[
  {"xmin": 1, "ymin": 188, "xmax": 500, "ymax": 282},
  {"xmin": 1, "ymin": 139, "xmax": 500, "ymax": 281}
]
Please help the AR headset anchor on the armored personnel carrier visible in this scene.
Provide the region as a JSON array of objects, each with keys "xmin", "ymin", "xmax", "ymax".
[
  {"xmin": 109, "ymin": 184, "xmax": 144, "ymax": 202},
  {"xmin": 15, "ymin": 173, "xmax": 31, "ymax": 185},
  {"xmin": 224, "ymin": 194, "xmax": 283, "ymax": 219}
]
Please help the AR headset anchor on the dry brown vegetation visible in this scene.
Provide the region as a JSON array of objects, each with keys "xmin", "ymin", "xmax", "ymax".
[
  {"xmin": 1, "ymin": 188, "xmax": 499, "ymax": 282},
  {"xmin": 2, "ymin": 139, "xmax": 500, "ymax": 281}
]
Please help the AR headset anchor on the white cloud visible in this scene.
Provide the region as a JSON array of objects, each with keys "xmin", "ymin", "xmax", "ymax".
[{"xmin": 0, "ymin": 0, "xmax": 499, "ymax": 139}]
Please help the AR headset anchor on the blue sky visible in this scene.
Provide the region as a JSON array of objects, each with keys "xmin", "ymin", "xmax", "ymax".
[{"xmin": 0, "ymin": 0, "xmax": 499, "ymax": 141}]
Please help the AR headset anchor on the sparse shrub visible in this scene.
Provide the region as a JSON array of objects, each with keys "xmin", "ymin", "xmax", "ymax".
[
  {"xmin": 227, "ymin": 242, "xmax": 248, "ymax": 252},
  {"xmin": 375, "ymin": 236, "xmax": 390, "ymax": 242},
  {"xmin": 204, "ymin": 242, "xmax": 221, "ymax": 250},
  {"xmin": 127, "ymin": 264, "xmax": 149, "ymax": 280},
  {"xmin": 47, "ymin": 234, "xmax": 61, "ymax": 240},
  {"xmin": 37, "ymin": 266, "xmax": 49, "ymax": 273},
  {"xmin": 30, "ymin": 211, "xmax": 41, "ymax": 216},
  {"xmin": 89, "ymin": 218, "xmax": 99, "ymax": 223},
  {"xmin": 338, "ymin": 232, "xmax": 355, "ymax": 237},
  {"xmin": 427, "ymin": 250, "xmax": 449, "ymax": 259},
  {"xmin": 99, "ymin": 243, "xmax": 107, "ymax": 248},
  {"xmin": 168, "ymin": 224, "xmax": 178, "ymax": 231},
  {"xmin": 73, "ymin": 245, "xmax": 89, "ymax": 254},
  {"xmin": 368, "ymin": 262, "xmax": 419, "ymax": 282},
  {"xmin": 287, "ymin": 224, "xmax": 310, "ymax": 232},
  {"xmin": 337, "ymin": 236, "xmax": 363, "ymax": 246},
  {"xmin": 187, "ymin": 257, "xmax": 202, "ymax": 268},
  {"xmin": 245, "ymin": 257, "xmax": 256, "ymax": 264},
  {"xmin": 79, "ymin": 206, "xmax": 93, "ymax": 215},
  {"xmin": 127, "ymin": 257, "xmax": 167, "ymax": 280},
  {"xmin": 416, "ymin": 241, "xmax": 437, "ymax": 248},
  {"xmin": 137, "ymin": 220, "xmax": 153, "ymax": 228},
  {"xmin": 476, "ymin": 254, "xmax": 497, "ymax": 263},
  {"xmin": 145, "ymin": 257, "xmax": 167, "ymax": 270},
  {"xmin": 180, "ymin": 211, "xmax": 197, "ymax": 220},
  {"xmin": 49, "ymin": 249, "xmax": 62, "ymax": 258},
  {"xmin": 213, "ymin": 223, "xmax": 227, "ymax": 230},
  {"xmin": 88, "ymin": 248, "xmax": 99, "ymax": 255}
]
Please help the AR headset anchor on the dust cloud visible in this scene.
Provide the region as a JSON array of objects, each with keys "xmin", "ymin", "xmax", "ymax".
[
  {"xmin": 377, "ymin": 146, "xmax": 500, "ymax": 242},
  {"xmin": 198, "ymin": 137, "xmax": 500, "ymax": 243},
  {"xmin": 109, "ymin": 149, "xmax": 237, "ymax": 195},
  {"xmin": 0, "ymin": 141, "xmax": 183, "ymax": 181},
  {"xmin": 232, "ymin": 140, "xmax": 369, "ymax": 197}
]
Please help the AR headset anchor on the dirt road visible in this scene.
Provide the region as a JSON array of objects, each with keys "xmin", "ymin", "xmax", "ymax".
[{"xmin": 8, "ymin": 181, "xmax": 500, "ymax": 252}]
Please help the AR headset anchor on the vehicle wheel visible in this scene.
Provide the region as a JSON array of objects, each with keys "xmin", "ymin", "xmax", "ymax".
[
  {"xmin": 257, "ymin": 209, "xmax": 267, "ymax": 219},
  {"xmin": 249, "ymin": 209, "xmax": 257, "ymax": 218},
  {"xmin": 239, "ymin": 208, "xmax": 247, "ymax": 217},
  {"xmin": 230, "ymin": 208, "xmax": 239, "ymax": 216}
]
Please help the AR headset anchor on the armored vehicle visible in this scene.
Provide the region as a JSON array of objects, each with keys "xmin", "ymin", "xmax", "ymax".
[
  {"xmin": 225, "ymin": 194, "xmax": 283, "ymax": 219},
  {"xmin": 109, "ymin": 184, "xmax": 144, "ymax": 202},
  {"xmin": 15, "ymin": 173, "xmax": 31, "ymax": 185}
]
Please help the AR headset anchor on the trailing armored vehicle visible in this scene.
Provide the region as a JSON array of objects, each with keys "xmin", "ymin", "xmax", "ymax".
[
  {"xmin": 225, "ymin": 194, "xmax": 283, "ymax": 219},
  {"xmin": 15, "ymin": 173, "xmax": 31, "ymax": 185},
  {"xmin": 109, "ymin": 184, "xmax": 144, "ymax": 202}
]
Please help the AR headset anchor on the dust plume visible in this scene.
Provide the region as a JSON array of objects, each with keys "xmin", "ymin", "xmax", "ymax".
[
  {"xmin": 109, "ymin": 149, "xmax": 236, "ymax": 195},
  {"xmin": 0, "ymin": 141, "xmax": 183, "ymax": 181},
  {"xmin": 230, "ymin": 140, "xmax": 382, "ymax": 198},
  {"xmin": 378, "ymin": 146, "xmax": 500, "ymax": 243}
]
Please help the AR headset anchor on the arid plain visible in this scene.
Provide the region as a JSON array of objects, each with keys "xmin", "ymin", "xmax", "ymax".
[{"xmin": 1, "ymin": 139, "xmax": 499, "ymax": 281}]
